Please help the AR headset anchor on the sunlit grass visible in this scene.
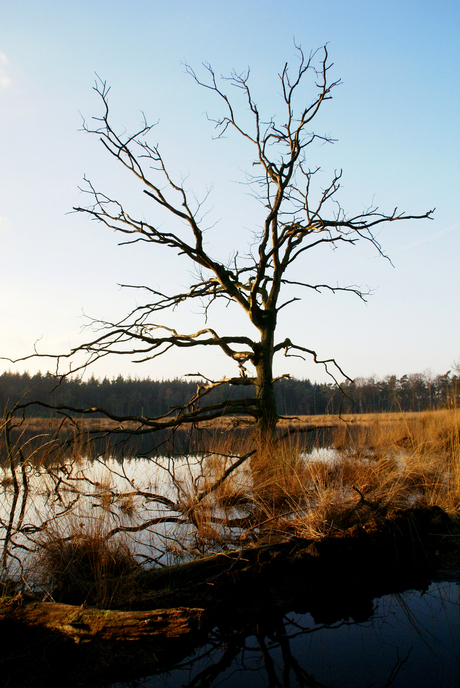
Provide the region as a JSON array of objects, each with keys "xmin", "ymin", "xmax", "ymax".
[{"xmin": 2, "ymin": 409, "xmax": 459, "ymax": 599}]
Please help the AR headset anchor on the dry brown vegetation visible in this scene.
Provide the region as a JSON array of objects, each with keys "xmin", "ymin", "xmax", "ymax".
[
  {"xmin": 7, "ymin": 410, "xmax": 443, "ymax": 433},
  {"xmin": 190, "ymin": 408, "xmax": 460, "ymax": 542},
  {"xmin": 2, "ymin": 409, "xmax": 460, "ymax": 603},
  {"xmin": 35, "ymin": 524, "xmax": 139, "ymax": 607}
]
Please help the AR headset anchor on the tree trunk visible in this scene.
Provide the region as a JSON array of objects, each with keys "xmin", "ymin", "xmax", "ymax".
[
  {"xmin": 250, "ymin": 322, "xmax": 279, "ymax": 498},
  {"xmin": 253, "ymin": 325, "xmax": 278, "ymax": 446}
]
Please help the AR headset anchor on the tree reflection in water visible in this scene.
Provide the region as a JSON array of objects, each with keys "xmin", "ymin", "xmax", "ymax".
[{"xmin": 111, "ymin": 581, "xmax": 460, "ymax": 688}]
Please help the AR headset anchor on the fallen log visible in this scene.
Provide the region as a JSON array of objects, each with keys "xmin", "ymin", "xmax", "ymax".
[
  {"xmin": 2, "ymin": 508, "xmax": 456, "ymax": 635},
  {"xmin": 1, "ymin": 506, "xmax": 458, "ymax": 688},
  {"xmin": 0, "ymin": 594, "xmax": 205, "ymax": 644}
]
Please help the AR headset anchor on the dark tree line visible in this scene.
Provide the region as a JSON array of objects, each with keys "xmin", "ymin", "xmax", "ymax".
[{"xmin": 1, "ymin": 370, "xmax": 457, "ymax": 419}]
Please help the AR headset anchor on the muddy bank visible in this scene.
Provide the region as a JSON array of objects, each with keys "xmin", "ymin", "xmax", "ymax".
[{"xmin": 1, "ymin": 506, "xmax": 459, "ymax": 687}]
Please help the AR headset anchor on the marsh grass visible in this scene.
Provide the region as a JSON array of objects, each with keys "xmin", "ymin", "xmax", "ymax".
[
  {"xmin": 196, "ymin": 410, "xmax": 460, "ymax": 542},
  {"xmin": 35, "ymin": 517, "xmax": 139, "ymax": 606},
  {"xmin": 289, "ymin": 408, "xmax": 460, "ymax": 538},
  {"xmin": 157, "ymin": 410, "xmax": 460, "ymax": 546},
  {"xmin": 3, "ymin": 409, "xmax": 460, "ymax": 600}
]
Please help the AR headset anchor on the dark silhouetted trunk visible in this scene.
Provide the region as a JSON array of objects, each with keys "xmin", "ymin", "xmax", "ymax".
[{"xmin": 253, "ymin": 323, "xmax": 278, "ymax": 447}]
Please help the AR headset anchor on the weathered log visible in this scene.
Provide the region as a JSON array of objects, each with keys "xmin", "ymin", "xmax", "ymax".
[
  {"xmin": 2, "ymin": 507, "xmax": 456, "ymax": 639},
  {"xmin": 0, "ymin": 594, "xmax": 205, "ymax": 644}
]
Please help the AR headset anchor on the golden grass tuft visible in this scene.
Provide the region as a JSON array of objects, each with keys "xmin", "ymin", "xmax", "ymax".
[
  {"xmin": 289, "ymin": 408, "xmax": 460, "ymax": 539},
  {"xmin": 35, "ymin": 519, "xmax": 139, "ymax": 606},
  {"xmin": 220, "ymin": 409, "xmax": 460, "ymax": 542}
]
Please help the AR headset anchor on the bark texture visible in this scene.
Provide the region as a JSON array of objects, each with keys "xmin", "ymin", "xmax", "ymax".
[{"xmin": 0, "ymin": 596, "xmax": 205, "ymax": 644}]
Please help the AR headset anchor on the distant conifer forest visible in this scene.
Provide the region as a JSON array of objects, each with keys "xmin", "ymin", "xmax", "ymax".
[{"xmin": 0, "ymin": 369, "xmax": 457, "ymax": 418}]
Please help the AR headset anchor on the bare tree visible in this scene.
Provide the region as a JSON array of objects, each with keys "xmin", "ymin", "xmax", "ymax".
[{"xmin": 7, "ymin": 45, "xmax": 433, "ymax": 446}]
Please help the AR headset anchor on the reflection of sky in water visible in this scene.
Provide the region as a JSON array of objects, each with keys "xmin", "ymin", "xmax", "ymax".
[
  {"xmin": 2, "ymin": 456, "xmax": 460, "ymax": 686},
  {"xmin": 0, "ymin": 455, "xmax": 216, "ymax": 570},
  {"xmin": 303, "ymin": 446, "xmax": 340, "ymax": 464},
  {"xmin": 111, "ymin": 581, "xmax": 460, "ymax": 688}
]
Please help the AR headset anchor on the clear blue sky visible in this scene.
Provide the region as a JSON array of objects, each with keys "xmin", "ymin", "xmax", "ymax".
[{"xmin": 1, "ymin": 0, "xmax": 459, "ymax": 383}]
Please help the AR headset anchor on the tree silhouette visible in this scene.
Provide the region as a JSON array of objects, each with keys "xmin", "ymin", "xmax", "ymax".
[{"xmin": 6, "ymin": 45, "xmax": 433, "ymax": 445}]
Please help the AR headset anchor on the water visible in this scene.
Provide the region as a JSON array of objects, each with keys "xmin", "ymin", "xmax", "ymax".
[
  {"xmin": 2, "ymin": 453, "xmax": 460, "ymax": 686},
  {"xmin": 110, "ymin": 580, "xmax": 460, "ymax": 687},
  {"xmin": 0, "ymin": 454, "xmax": 220, "ymax": 571}
]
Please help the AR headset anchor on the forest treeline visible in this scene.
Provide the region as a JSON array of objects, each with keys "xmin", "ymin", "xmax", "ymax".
[{"xmin": 0, "ymin": 369, "xmax": 458, "ymax": 418}]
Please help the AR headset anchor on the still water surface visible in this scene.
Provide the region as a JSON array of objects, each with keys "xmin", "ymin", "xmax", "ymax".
[
  {"xmin": 2, "ymin": 453, "xmax": 459, "ymax": 686},
  {"xmin": 110, "ymin": 580, "xmax": 460, "ymax": 688}
]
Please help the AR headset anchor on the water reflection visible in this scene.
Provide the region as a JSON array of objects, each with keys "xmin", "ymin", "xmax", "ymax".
[{"xmin": 111, "ymin": 581, "xmax": 459, "ymax": 688}]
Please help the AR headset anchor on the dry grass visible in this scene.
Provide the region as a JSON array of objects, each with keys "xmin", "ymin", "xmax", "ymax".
[
  {"xmin": 188, "ymin": 409, "xmax": 460, "ymax": 542},
  {"xmin": 4, "ymin": 409, "xmax": 460, "ymax": 596},
  {"xmin": 156, "ymin": 409, "xmax": 460, "ymax": 547},
  {"xmin": 277, "ymin": 409, "xmax": 460, "ymax": 539},
  {"xmin": 9, "ymin": 410, "xmax": 433, "ymax": 434},
  {"xmin": 35, "ymin": 518, "xmax": 139, "ymax": 606}
]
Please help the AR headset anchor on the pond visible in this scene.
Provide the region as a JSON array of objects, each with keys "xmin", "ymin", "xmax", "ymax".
[
  {"xmin": 2, "ymin": 448, "xmax": 460, "ymax": 687},
  {"xmin": 110, "ymin": 579, "xmax": 460, "ymax": 688}
]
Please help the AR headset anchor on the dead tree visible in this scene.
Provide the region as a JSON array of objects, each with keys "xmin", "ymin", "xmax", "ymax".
[{"xmin": 6, "ymin": 45, "xmax": 433, "ymax": 447}]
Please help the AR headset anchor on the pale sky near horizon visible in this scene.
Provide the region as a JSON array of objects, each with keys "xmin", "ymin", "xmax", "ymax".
[{"xmin": 0, "ymin": 0, "xmax": 459, "ymax": 384}]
